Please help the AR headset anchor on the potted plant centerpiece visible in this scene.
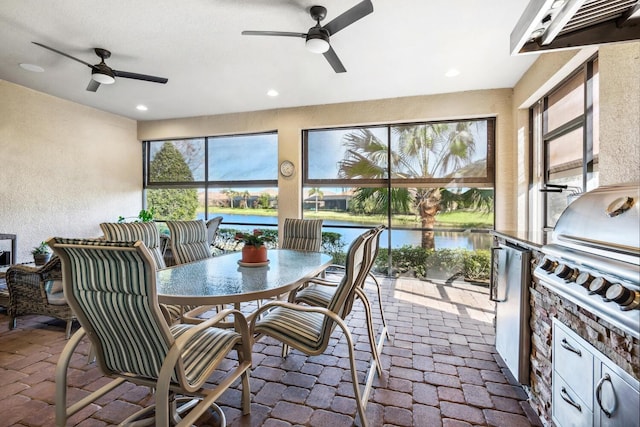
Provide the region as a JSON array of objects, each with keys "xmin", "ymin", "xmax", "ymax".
[
  {"xmin": 235, "ymin": 229, "xmax": 272, "ymax": 265},
  {"xmin": 32, "ymin": 241, "xmax": 52, "ymax": 266}
]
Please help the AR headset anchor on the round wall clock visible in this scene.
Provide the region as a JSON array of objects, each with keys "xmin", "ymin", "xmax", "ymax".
[{"xmin": 279, "ymin": 160, "xmax": 295, "ymax": 177}]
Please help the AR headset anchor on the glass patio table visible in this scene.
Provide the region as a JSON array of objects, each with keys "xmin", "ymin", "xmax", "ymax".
[{"xmin": 156, "ymin": 249, "xmax": 332, "ymax": 307}]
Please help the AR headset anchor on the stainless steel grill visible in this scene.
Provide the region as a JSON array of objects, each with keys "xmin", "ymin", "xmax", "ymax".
[{"xmin": 534, "ymin": 182, "xmax": 640, "ymax": 339}]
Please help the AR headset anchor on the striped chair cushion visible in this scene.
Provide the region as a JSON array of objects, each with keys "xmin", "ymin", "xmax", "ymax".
[
  {"xmin": 253, "ymin": 306, "xmax": 326, "ymax": 352},
  {"xmin": 171, "ymin": 323, "xmax": 241, "ymax": 385},
  {"xmin": 166, "ymin": 220, "xmax": 211, "ymax": 265},
  {"xmin": 100, "ymin": 222, "xmax": 166, "ymax": 269},
  {"xmin": 281, "ymin": 218, "xmax": 323, "ymax": 252},
  {"xmin": 294, "ymin": 283, "xmax": 335, "ymax": 307}
]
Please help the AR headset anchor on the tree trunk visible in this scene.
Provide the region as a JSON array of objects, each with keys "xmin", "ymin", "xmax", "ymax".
[{"xmin": 419, "ymin": 189, "xmax": 442, "ymax": 249}]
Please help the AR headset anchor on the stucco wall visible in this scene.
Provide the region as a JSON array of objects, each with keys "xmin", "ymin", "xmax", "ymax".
[
  {"xmin": 138, "ymin": 89, "xmax": 516, "ymax": 231},
  {"xmin": 0, "ymin": 80, "xmax": 141, "ymax": 263},
  {"xmin": 598, "ymin": 42, "xmax": 640, "ymax": 185}
]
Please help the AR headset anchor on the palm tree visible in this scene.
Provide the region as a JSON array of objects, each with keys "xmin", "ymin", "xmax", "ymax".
[
  {"xmin": 337, "ymin": 122, "xmax": 480, "ymax": 248},
  {"xmin": 308, "ymin": 187, "xmax": 324, "ymax": 212},
  {"xmin": 222, "ymin": 189, "xmax": 238, "ymax": 208}
]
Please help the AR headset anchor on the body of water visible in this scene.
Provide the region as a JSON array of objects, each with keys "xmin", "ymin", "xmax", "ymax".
[{"xmin": 199, "ymin": 213, "xmax": 492, "ymax": 251}]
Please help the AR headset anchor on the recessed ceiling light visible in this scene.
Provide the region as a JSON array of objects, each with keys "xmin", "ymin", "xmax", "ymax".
[
  {"xmin": 136, "ymin": 105, "xmax": 148, "ymax": 111},
  {"xmin": 445, "ymin": 68, "xmax": 460, "ymax": 78},
  {"xmin": 267, "ymin": 89, "xmax": 279, "ymax": 97},
  {"xmin": 19, "ymin": 63, "xmax": 44, "ymax": 72}
]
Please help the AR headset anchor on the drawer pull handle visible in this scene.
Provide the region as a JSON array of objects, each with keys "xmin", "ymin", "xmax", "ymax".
[
  {"xmin": 596, "ymin": 373, "xmax": 614, "ymax": 418},
  {"xmin": 560, "ymin": 387, "xmax": 582, "ymax": 412},
  {"xmin": 560, "ymin": 338, "xmax": 582, "ymax": 356}
]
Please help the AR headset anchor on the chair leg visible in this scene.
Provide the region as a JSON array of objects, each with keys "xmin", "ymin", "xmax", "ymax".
[
  {"xmin": 333, "ymin": 316, "xmax": 369, "ymax": 427},
  {"xmin": 65, "ymin": 319, "xmax": 73, "ymax": 339},
  {"xmin": 369, "ymin": 274, "xmax": 390, "ymax": 340},
  {"xmin": 9, "ymin": 316, "xmax": 16, "ymax": 330},
  {"xmin": 356, "ymin": 289, "xmax": 383, "ymax": 376}
]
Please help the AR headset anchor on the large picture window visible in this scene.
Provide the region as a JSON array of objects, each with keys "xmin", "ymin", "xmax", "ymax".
[
  {"xmin": 144, "ymin": 132, "xmax": 278, "ymax": 228},
  {"xmin": 303, "ymin": 118, "xmax": 495, "ymax": 280}
]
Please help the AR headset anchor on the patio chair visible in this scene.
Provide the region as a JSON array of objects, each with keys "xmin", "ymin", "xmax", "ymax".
[
  {"xmin": 206, "ymin": 216, "xmax": 224, "ymax": 254},
  {"xmin": 250, "ymin": 228, "xmax": 379, "ymax": 427},
  {"xmin": 166, "ymin": 220, "xmax": 211, "ymax": 265},
  {"xmin": 49, "ymin": 237, "xmax": 252, "ymax": 427},
  {"xmin": 291, "ymin": 224, "xmax": 390, "ymax": 360},
  {"xmin": 5, "ymin": 256, "xmax": 76, "ymax": 338},
  {"xmin": 100, "ymin": 221, "xmax": 193, "ymax": 324},
  {"xmin": 280, "ymin": 218, "xmax": 323, "ymax": 252}
]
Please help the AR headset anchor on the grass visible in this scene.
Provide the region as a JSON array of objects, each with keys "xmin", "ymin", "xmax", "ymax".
[{"xmin": 206, "ymin": 207, "xmax": 493, "ymax": 229}]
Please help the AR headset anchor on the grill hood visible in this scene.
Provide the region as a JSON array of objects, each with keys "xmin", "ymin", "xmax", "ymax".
[{"xmin": 511, "ymin": 0, "xmax": 640, "ymax": 55}]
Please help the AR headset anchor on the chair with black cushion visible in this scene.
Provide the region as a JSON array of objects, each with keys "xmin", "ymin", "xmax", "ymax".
[
  {"xmin": 5, "ymin": 256, "xmax": 76, "ymax": 338},
  {"xmin": 250, "ymin": 229, "xmax": 379, "ymax": 427},
  {"xmin": 166, "ymin": 220, "xmax": 211, "ymax": 265},
  {"xmin": 100, "ymin": 221, "xmax": 192, "ymax": 324},
  {"xmin": 290, "ymin": 225, "xmax": 390, "ymax": 359},
  {"xmin": 49, "ymin": 237, "xmax": 252, "ymax": 427},
  {"xmin": 280, "ymin": 218, "xmax": 323, "ymax": 252}
]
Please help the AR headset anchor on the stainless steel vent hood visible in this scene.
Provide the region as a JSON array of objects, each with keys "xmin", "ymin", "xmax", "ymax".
[{"xmin": 511, "ymin": 0, "xmax": 640, "ymax": 54}]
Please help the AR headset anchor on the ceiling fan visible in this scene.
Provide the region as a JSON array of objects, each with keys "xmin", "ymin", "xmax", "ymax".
[
  {"xmin": 241, "ymin": 1, "xmax": 373, "ymax": 73},
  {"xmin": 32, "ymin": 42, "xmax": 168, "ymax": 92}
]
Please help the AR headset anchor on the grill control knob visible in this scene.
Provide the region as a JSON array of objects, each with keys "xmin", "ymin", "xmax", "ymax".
[
  {"xmin": 555, "ymin": 264, "xmax": 576, "ymax": 280},
  {"xmin": 576, "ymin": 272, "xmax": 594, "ymax": 288},
  {"xmin": 605, "ymin": 284, "xmax": 635, "ymax": 305},
  {"xmin": 540, "ymin": 258, "xmax": 558, "ymax": 272},
  {"xmin": 589, "ymin": 277, "xmax": 611, "ymax": 296}
]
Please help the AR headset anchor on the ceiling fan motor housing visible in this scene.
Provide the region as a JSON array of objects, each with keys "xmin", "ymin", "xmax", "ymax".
[{"xmin": 91, "ymin": 63, "xmax": 116, "ymax": 84}]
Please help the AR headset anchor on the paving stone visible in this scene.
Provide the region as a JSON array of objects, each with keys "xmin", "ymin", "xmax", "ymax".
[
  {"xmin": 486, "ymin": 382, "xmax": 529, "ymax": 400},
  {"xmin": 305, "ymin": 383, "xmax": 336, "ymax": 409},
  {"xmin": 270, "ymin": 401, "xmax": 313, "ymax": 425},
  {"xmin": 425, "ymin": 372, "xmax": 462, "ymax": 388},
  {"xmin": 282, "ymin": 385, "xmax": 310, "ymax": 404},
  {"xmin": 373, "ymin": 388, "xmax": 412, "ymax": 409},
  {"xmin": 435, "ymin": 362, "xmax": 459, "ymax": 375},
  {"xmin": 413, "ymin": 404, "xmax": 443, "ymax": 427},
  {"xmin": 92, "ymin": 399, "xmax": 143, "ymax": 424},
  {"xmin": 308, "ymin": 409, "xmax": 356, "ymax": 427},
  {"xmin": 483, "ymin": 409, "xmax": 535, "ymax": 427},
  {"xmin": 254, "ymin": 382, "xmax": 287, "ymax": 405},
  {"xmin": 457, "ymin": 366, "xmax": 484, "ymax": 385},
  {"xmin": 384, "ymin": 405, "xmax": 413, "ymax": 426},
  {"xmin": 440, "ymin": 401, "xmax": 486, "ymax": 424},
  {"xmin": 413, "ymin": 382, "xmax": 439, "ymax": 406},
  {"xmin": 437, "ymin": 386, "xmax": 465, "ymax": 403},
  {"xmin": 492, "ymin": 395, "xmax": 526, "ymax": 414},
  {"xmin": 281, "ymin": 371, "xmax": 316, "ymax": 388},
  {"xmin": 462, "ymin": 383, "xmax": 494, "ymax": 408},
  {"xmin": 481, "ymin": 369, "xmax": 509, "ymax": 384},
  {"xmin": 442, "ymin": 418, "xmax": 474, "ymax": 427}
]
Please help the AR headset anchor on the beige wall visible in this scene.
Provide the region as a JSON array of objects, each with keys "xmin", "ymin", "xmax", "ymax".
[
  {"xmin": 0, "ymin": 80, "xmax": 141, "ymax": 263},
  {"xmin": 139, "ymin": 89, "xmax": 516, "ymax": 230}
]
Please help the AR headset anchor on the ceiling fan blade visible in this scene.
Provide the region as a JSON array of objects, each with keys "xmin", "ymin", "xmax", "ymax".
[
  {"xmin": 86, "ymin": 79, "xmax": 100, "ymax": 92},
  {"xmin": 323, "ymin": 46, "xmax": 346, "ymax": 73},
  {"xmin": 323, "ymin": 0, "xmax": 373, "ymax": 36},
  {"xmin": 32, "ymin": 42, "xmax": 94, "ymax": 68},
  {"xmin": 241, "ymin": 30, "xmax": 307, "ymax": 38},
  {"xmin": 112, "ymin": 70, "xmax": 168, "ymax": 84}
]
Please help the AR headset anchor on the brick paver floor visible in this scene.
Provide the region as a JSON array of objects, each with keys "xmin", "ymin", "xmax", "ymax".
[{"xmin": 0, "ymin": 276, "xmax": 543, "ymax": 426}]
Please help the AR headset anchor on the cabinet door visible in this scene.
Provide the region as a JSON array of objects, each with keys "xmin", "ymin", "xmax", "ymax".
[{"xmin": 597, "ymin": 364, "xmax": 640, "ymax": 427}]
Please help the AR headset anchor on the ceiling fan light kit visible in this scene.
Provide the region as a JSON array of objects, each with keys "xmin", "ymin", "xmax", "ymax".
[
  {"xmin": 242, "ymin": 1, "xmax": 373, "ymax": 73},
  {"xmin": 32, "ymin": 42, "xmax": 168, "ymax": 92}
]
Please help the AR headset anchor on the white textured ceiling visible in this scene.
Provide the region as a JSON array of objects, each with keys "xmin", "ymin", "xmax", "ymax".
[{"xmin": 0, "ymin": 0, "xmax": 540, "ymax": 121}]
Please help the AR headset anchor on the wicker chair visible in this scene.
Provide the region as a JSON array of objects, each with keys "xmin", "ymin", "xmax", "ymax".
[
  {"xmin": 280, "ymin": 218, "xmax": 323, "ymax": 252},
  {"xmin": 251, "ymin": 228, "xmax": 379, "ymax": 427},
  {"xmin": 49, "ymin": 237, "xmax": 252, "ymax": 427},
  {"xmin": 5, "ymin": 256, "xmax": 76, "ymax": 338}
]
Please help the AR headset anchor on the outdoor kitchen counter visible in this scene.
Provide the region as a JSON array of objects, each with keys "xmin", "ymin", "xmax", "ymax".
[{"xmin": 491, "ymin": 229, "xmax": 550, "ymax": 250}]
